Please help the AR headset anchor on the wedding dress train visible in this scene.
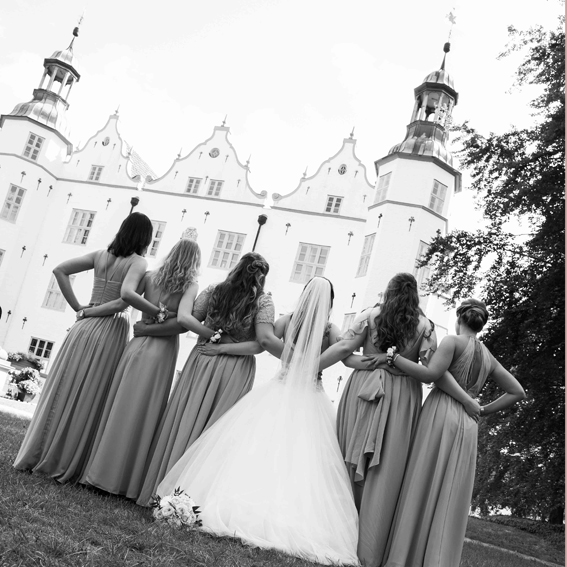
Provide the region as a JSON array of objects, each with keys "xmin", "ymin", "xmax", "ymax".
[{"xmin": 156, "ymin": 278, "xmax": 359, "ymax": 565}]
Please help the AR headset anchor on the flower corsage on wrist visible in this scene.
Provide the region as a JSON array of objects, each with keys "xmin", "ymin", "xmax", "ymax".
[
  {"xmin": 208, "ymin": 329, "xmax": 224, "ymax": 344},
  {"xmin": 156, "ymin": 302, "xmax": 169, "ymax": 324},
  {"xmin": 386, "ymin": 346, "xmax": 399, "ymax": 367}
]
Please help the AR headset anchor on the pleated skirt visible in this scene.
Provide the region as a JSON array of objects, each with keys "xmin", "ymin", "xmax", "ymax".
[
  {"xmin": 136, "ymin": 347, "xmax": 256, "ymax": 506},
  {"xmin": 337, "ymin": 368, "xmax": 422, "ymax": 567},
  {"xmin": 13, "ymin": 313, "xmax": 130, "ymax": 483},
  {"xmin": 383, "ymin": 388, "xmax": 478, "ymax": 567},
  {"xmin": 81, "ymin": 334, "xmax": 179, "ymax": 499}
]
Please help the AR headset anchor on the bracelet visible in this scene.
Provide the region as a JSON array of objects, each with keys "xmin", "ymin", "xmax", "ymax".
[
  {"xmin": 480, "ymin": 406, "xmax": 485, "ymax": 416},
  {"xmin": 209, "ymin": 329, "xmax": 224, "ymax": 344},
  {"xmin": 386, "ymin": 346, "xmax": 398, "ymax": 367},
  {"xmin": 156, "ymin": 303, "xmax": 169, "ymax": 324}
]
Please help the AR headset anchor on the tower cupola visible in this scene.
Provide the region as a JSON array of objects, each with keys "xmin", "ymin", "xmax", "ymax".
[
  {"xmin": 5, "ymin": 24, "xmax": 81, "ymax": 138},
  {"xmin": 388, "ymin": 42, "xmax": 458, "ymax": 167}
]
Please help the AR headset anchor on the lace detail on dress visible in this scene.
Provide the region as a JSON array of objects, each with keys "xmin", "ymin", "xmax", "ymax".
[
  {"xmin": 192, "ymin": 285, "xmax": 215, "ymax": 321},
  {"xmin": 194, "ymin": 286, "xmax": 274, "ymax": 343},
  {"xmin": 254, "ymin": 293, "xmax": 275, "ymax": 325}
]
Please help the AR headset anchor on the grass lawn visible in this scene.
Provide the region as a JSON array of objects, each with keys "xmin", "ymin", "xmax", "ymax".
[
  {"xmin": 460, "ymin": 541, "xmax": 556, "ymax": 567},
  {"xmin": 465, "ymin": 517, "xmax": 564, "ymax": 565},
  {"xmin": 1, "ymin": 411, "xmax": 563, "ymax": 567}
]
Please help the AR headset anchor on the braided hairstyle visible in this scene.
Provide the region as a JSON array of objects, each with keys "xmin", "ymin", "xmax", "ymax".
[
  {"xmin": 207, "ymin": 252, "xmax": 270, "ymax": 334},
  {"xmin": 456, "ymin": 298, "xmax": 489, "ymax": 332},
  {"xmin": 374, "ymin": 273, "xmax": 421, "ymax": 351}
]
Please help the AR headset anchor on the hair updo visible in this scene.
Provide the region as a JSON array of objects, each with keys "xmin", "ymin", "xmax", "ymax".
[{"xmin": 456, "ymin": 298, "xmax": 489, "ymax": 332}]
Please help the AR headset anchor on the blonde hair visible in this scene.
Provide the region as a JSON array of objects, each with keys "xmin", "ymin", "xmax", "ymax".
[{"xmin": 152, "ymin": 239, "xmax": 201, "ymax": 294}]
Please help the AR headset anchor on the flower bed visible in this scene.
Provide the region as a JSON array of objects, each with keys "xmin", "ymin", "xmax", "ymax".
[{"xmin": 5, "ymin": 366, "xmax": 42, "ymax": 402}]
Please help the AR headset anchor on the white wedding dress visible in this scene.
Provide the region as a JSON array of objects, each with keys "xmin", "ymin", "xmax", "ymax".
[{"xmin": 157, "ymin": 278, "xmax": 359, "ymax": 565}]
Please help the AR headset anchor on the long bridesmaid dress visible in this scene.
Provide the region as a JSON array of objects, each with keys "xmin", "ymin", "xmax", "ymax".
[
  {"xmin": 81, "ymin": 273, "xmax": 183, "ymax": 499},
  {"xmin": 336, "ymin": 307, "xmax": 437, "ymax": 567},
  {"xmin": 136, "ymin": 284, "xmax": 275, "ymax": 506},
  {"xmin": 383, "ymin": 337, "xmax": 492, "ymax": 567},
  {"xmin": 13, "ymin": 251, "xmax": 138, "ymax": 483}
]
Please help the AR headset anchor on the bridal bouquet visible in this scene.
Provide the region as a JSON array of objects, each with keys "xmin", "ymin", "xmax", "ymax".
[{"xmin": 151, "ymin": 488, "xmax": 202, "ymax": 529}]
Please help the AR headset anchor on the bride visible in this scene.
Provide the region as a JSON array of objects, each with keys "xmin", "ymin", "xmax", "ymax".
[{"xmin": 156, "ymin": 276, "xmax": 359, "ymax": 565}]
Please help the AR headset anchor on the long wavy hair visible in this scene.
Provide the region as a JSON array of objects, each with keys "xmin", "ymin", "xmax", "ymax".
[
  {"xmin": 207, "ymin": 252, "xmax": 270, "ymax": 334},
  {"xmin": 107, "ymin": 212, "xmax": 153, "ymax": 257},
  {"xmin": 152, "ymin": 239, "xmax": 201, "ymax": 295},
  {"xmin": 374, "ymin": 273, "xmax": 421, "ymax": 351}
]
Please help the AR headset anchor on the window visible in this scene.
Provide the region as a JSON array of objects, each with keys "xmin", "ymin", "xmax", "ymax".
[
  {"xmin": 64, "ymin": 209, "xmax": 96, "ymax": 245},
  {"xmin": 414, "ymin": 240, "xmax": 432, "ymax": 291},
  {"xmin": 209, "ymin": 231, "xmax": 246, "ymax": 269},
  {"xmin": 1, "ymin": 185, "xmax": 26, "ymax": 222},
  {"xmin": 341, "ymin": 313, "xmax": 356, "ymax": 334},
  {"xmin": 429, "ymin": 180, "xmax": 447, "ymax": 214},
  {"xmin": 325, "ymin": 196, "xmax": 343, "ymax": 214},
  {"xmin": 29, "ymin": 337, "xmax": 54, "ymax": 361},
  {"xmin": 186, "ymin": 177, "xmax": 202, "ymax": 194},
  {"xmin": 23, "ymin": 133, "xmax": 44, "ymax": 161},
  {"xmin": 149, "ymin": 221, "xmax": 166, "ymax": 257},
  {"xmin": 42, "ymin": 274, "xmax": 75, "ymax": 311},
  {"xmin": 0, "ymin": 249, "xmax": 4, "ymax": 267},
  {"xmin": 375, "ymin": 172, "xmax": 391, "ymax": 203},
  {"xmin": 207, "ymin": 179, "xmax": 224, "ymax": 197},
  {"xmin": 356, "ymin": 233, "xmax": 376, "ymax": 277},
  {"xmin": 291, "ymin": 243, "xmax": 330, "ymax": 283},
  {"xmin": 88, "ymin": 165, "xmax": 104, "ymax": 182}
]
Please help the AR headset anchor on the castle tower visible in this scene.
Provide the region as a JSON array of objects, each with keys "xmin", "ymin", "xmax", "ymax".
[
  {"xmin": 0, "ymin": 24, "xmax": 81, "ymax": 156},
  {"xmin": 350, "ymin": 43, "xmax": 462, "ymax": 334}
]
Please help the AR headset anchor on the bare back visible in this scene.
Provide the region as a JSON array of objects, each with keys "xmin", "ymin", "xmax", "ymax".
[{"xmin": 140, "ymin": 272, "xmax": 184, "ymax": 320}]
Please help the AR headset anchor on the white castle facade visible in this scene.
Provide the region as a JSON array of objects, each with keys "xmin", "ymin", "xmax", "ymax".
[{"xmin": 0, "ymin": 29, "xmax": 461, "ymax": 398}]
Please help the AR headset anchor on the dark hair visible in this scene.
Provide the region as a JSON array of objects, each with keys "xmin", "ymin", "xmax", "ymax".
[
  {"xmin": 457, "ymin": 298, "xmax": 489, "ymax": 332},
  {"xmin": 303, "ymin": 276, "xmax": 335, "ymax": 309},
  {"xmin": 374, "ymin": 273, "xmax": 421, "ymax": 351},
  {"xmin": 107, "ymin": 212, "xmax": 153, "ymax": 257},
  {"xmin": 208, "ymin": 252, "xmax": 270, "ymax": 334}
]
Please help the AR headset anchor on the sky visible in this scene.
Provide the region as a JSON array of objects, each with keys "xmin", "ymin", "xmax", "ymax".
[{"xmin": 0, "ymin": 0, "xmax": 562, "ymax": 232}]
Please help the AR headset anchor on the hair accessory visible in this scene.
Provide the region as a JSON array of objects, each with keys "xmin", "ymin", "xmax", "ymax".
[
  {"xmin": 247, "ymin": 259, "xmax": 267, "ymax": 275},
  {"xmin": 386, "ymin": 346, "xmax": 399, "ymax": 367}
]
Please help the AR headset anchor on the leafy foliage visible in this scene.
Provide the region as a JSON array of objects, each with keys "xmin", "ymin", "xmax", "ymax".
[{"xmin": 420, "ymin": 20, "xmax": 565, "ymax": 522}]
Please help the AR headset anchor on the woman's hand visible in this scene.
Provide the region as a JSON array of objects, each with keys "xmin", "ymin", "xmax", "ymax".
[
  {"xmin": 361, "ymin": 353, "xmax": 388, "ymax": 369},
  {"xmin": 463, "ymin": 397, "xmax": 481, "ymax": 422},
  {"xmin": 133, "ymin": 321, "xmax": 153, "ymax": 337},
  {"xmin": 197, "ymin": 343, "xmax": 223, "ymax": 356}
]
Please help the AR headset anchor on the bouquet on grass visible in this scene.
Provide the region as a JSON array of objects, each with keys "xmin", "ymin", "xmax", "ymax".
[{"xmin": 151, "ymin": 487, "xmax": 202, "ymax": 528}]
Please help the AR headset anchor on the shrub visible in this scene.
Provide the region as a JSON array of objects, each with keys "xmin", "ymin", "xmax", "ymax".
[{"xmin": 7, "ymin": 351, "xmax": 44, "ymax": 371}]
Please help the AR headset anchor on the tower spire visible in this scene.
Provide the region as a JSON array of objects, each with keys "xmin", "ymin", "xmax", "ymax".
[
  {"xmin": 1, "ymin": 21, "xmax": 82, "ymax": 142},
  {"xmin": 68, "ymin": 13, "xmax": 84, "ymax": 50},
  {"xmin": 386, "ymin": 41, "xmax": 459, "ymax": 167}
]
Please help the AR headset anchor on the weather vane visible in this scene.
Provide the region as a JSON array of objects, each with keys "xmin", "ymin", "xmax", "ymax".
[{"xmin": 446, "ymin": 10, "xmax": 456, "ymax": 41}]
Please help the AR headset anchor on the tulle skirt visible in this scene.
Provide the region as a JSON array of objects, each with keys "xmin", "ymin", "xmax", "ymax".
[{"xmin": 157, "ymin": 379, "xmax": 359, "ymax": 566}]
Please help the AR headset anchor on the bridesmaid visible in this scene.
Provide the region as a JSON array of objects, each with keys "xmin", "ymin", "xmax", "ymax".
[
  {"xmin": 136, "ymin": 251, "xmax": 282, "ymax": 506},
  {"xmin": 318, "ymin": 273, "xmax": 437, "ymax": 567},
  {"xmin": 81, "ymin": 238, "xmax": 205, "ymax": 499},
  {"xmin": 383, "ymin": 299, "xmax": 526, "ymax": 567},
  {"xmin": 14, "ymin": 212, "xmax": 153, "ymax": 483}
]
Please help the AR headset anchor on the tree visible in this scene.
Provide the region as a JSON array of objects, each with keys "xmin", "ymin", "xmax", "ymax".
[{"xmin": 420, "ymin": 19, "xmax": 565, "ymax": 522}]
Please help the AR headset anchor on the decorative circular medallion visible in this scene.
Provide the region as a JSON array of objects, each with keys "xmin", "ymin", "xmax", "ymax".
[
  {"xmin": 209, "ymin": 148, "xmax": 220, "ymax": 158},
  {"xmin": 102, "ymin": 137, "xmax": 110, "ymax": 146},
  {"xmin": 338, "ymin": 164, "xmax": 347, "ymax": 175}
]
